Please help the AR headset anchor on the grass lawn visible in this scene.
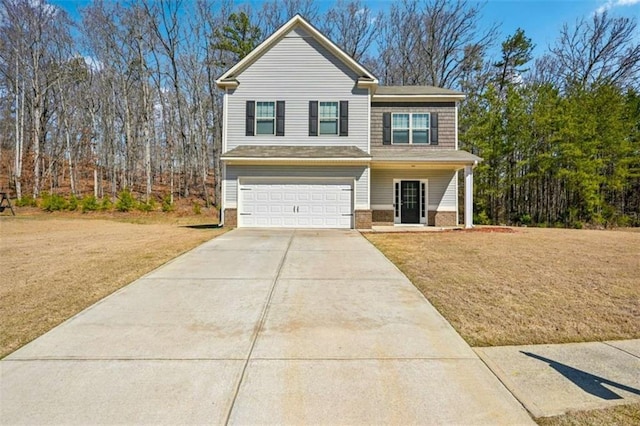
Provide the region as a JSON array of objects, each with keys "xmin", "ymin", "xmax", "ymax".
[
  {"xmin": 364, "ymin": 227, "xmax": 640, "ymax": 347},
  {"xmin": 0, "ymin": 212, "xmax": 225, "ymax": 358},
  {"xmin": 365, "ymin": 227, "xmax": 640, "ymax": 425},
  {"xmin": 536, "ymin": 403, "xmax": 640, "ymax": 425}
]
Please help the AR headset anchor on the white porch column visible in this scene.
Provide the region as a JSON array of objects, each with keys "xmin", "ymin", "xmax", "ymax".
[{"xmin": 464, "ymin": 165, "xmax": 474, "ymax": 229}]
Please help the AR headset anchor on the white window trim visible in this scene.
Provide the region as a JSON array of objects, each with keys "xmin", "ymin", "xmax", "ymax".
[
  {"xmin": 255, "ymin": 101, "xmax": 276, "ymax": 136},
  {"xmin": 319, "ymin": 101, "xmax": 339, "ymax": 136},
  {"xmin": 393, "ymin": 179, "xmax": 428, "ymax": 225},
  {"xmin": 391, "ymin": 112, "xmax": 431, "ymax": 145}
]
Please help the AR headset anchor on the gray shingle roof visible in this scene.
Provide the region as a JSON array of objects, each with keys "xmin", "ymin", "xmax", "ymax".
[
  {"xmin": 222, "ymin": 145, "xmax": 371, "ymax": 159},
  {"xmin": 374, "ymin": 86, "xmax": 464, "ymax": 97},
  {"xmin": 371, "ymin": 147, "xmax": 482, "ymax": 164},
  {"xmin": 222, "ymin": 145, "xmax": 481, "ymax": 165}
]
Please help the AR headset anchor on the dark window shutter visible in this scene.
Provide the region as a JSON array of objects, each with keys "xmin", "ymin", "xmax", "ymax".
[
  {"xmin": 339, "ymin": 101, "xmax": 348, "ymax": 136},
  {"xmin": 430, "ymin": 112, "xmax": 438, "ymax": 145},
  {"xmin": 245, "ymin": 101, "xmax": 255, "ymax": 136},
  {"xmin": 382, "ymin": 112, "xmax": 391, "ymax": 145},
  {"xmin": 309, "ymin": 101, "xmax": 318, "ymax": 136},
  {"xmin": 276, "ymin": 101, "xmax": 285, "ymax": 136}
]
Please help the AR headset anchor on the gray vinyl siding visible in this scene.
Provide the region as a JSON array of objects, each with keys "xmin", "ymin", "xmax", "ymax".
[
  {"xmin": 225, "ymin": 165, "xmax": 369, "ymax": 209},
  {"xmin": 370, "ymin": 168, "xmax": 457, "ymax": 211},
  {"xmin": 226, "ymin": 27, "xmax": 368, "ymax": 151},
  {"xmin": 371, "ymin": 103, "xmax": 456, "ymax": 149}
]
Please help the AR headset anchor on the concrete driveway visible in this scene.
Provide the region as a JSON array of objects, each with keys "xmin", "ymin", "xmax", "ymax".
[{"xmin": 1, "ymin": 229, "xmax": 533, "ymax": 425}]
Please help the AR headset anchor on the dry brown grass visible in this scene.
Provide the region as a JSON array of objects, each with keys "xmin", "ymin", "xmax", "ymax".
[
  {"xmin": 536, "ymin": 403, "xmax": 640, "ymax": 425},
  {"xmin": 364, "ymin": 227, "xmax": 640, "ymax": 347},
  {"xmin": 0, "ymin": 213, "xmax": 225, "ymax": 358}
]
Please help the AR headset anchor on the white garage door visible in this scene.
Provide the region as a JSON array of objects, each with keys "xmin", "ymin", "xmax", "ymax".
[{"xmin": 238, "ymin": 180, "xmax": 353, "ymax": 228}]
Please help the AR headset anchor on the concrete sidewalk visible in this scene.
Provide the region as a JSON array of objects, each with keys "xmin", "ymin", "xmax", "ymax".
[
  {"xmin": 1, "ymin": 229, "xmax": 533, "ymax": 425},
  {"xmin": 475, "ymin": 340, "xmax": 640, "ymax": 418}
]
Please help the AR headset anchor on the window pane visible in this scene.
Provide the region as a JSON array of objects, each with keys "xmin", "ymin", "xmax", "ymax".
[
  {"xmin": 413, "ymin": 113, "xmax": 429, "ymax": 129},
  {"xmin": 256, "ymin": 120, "xmax": 274, "ymax": 134},
  {"xmin": 256, "ymin": 102, "xmax": 274, "ymax": 118},
  {"xmin": 320, "ymin": 120, "xmax": 338, "ymax": 135},
  {"xmin": 393, "ymin": 130, "xmax": 409, "ymax": 143},
  {"xmin": 393, "ymin": 114, "xmax": 409, "ymax": 129},
  {"xmin": 319, "ymin": 102, "xmax": 338, "ymax": 119},
  {"xmin": 413, "ymin": 130, "xmax": 428, "ymax": 144}
]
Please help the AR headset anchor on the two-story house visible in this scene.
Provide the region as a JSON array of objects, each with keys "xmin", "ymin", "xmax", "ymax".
[{"xmin": 216, "ymin": 15, "xmax": 481, "ymax": 229}]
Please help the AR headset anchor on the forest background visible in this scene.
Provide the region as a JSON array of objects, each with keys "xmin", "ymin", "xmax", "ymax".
[{"xmin": 1, "ymin": 0, "xmax": 639, "ymax": 227}]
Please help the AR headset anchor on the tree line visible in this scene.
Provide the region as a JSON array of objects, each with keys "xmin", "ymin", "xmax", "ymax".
[{"xmin": 0, "ymin": 0, "xmax": 638, "ymax": 226}]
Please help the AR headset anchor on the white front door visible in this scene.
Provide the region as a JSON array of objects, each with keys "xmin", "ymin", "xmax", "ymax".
[{"xmin": 239, "ymin": 180, "xmax": 353, "ymax": 228}]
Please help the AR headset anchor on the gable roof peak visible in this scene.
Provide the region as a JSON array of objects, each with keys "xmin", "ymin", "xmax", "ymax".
[{"xmin": 216, "ymin": 13, "xmax": 378, "ymax": 88}]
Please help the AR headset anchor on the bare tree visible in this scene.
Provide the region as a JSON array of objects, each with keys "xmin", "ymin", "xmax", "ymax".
[
  {"xmin": 550, "ymin": 11, "xmax": 640, "ymax": 89},
  {"xmin": 258, "ymin": 0, "xmax": 319, "ymax": 36},
  {"xmin": 417, "ymin": 0, "xmax": 497, "ymax": 88},
  {"xmin": 322, "ymin": 0, "xmax": 380, "ymax": 61},
  {"xmin": 197, "ymin": 0, "xmax": 235, "ymax": 208},
  {"xmin": 0, "ymin": 0, "xmax": 73, "ymax": 198},
  {"xmin": 375, "ymin": 0, "xmax": 496, "ymax": 89},
  {"xmin": 375, "ymin": 0, "xmax": 422, "ymax": 85}
]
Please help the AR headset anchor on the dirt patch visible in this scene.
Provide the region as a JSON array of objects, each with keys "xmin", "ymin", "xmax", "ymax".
[
  {"xmin": 364, "ymin": 227, "xmax": 640, "ymax": 347},
  {"xmin": 0, "ymin": 215, "xmax": 225, "ymax": 358},
  {"xmin": 458, "ymin": 226, "xmax": 517, "ymax": 233}
]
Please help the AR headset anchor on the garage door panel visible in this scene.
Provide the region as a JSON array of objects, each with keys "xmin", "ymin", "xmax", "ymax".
[{"xmin": 239, "ymin": 181, "xmax": 353, "ymax": 229}]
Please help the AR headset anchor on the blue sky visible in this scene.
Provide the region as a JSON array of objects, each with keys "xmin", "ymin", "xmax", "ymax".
[
  {"xmin": 480, "ymin": 0, "xmax": 640, "ymax": 57},
  {"xmin": 51, "ymin": 0, "xmax": 640, "ymax": 60}
]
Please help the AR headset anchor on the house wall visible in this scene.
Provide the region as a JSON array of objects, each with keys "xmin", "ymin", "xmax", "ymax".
[
  {"xmin": 226, "ymin": 27, "xmax": 369, "ymax": 151},
  {"xmin": 370, "ymin": 168, "xmax": 457, "ymax": 213},
  {"xmin": 225, "ymin": 164, "xmax": 369, "ymax": 210},
  {"xmin": 370, "ymin": 102, "xmax": 456, "ymax": 149}
]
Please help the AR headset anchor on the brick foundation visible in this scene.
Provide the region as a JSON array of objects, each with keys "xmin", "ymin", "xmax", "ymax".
[
  {"xmin": 372, "ymin": 210, "xmax": 457, "ymax": 226},
  {"xmin": 429, "ymin": 211, "xmax": 457, "ymax": 227},
  {"xmin": 355, "ymin": 210, "xmax": 372, "ymax": 229},
  {"xmin": 224, "ymin": 208, "xmax": 237, "ymax": 227},
  {"xmin": 372, "ymin": 210, "xmax": 394, "ymax": 224}
]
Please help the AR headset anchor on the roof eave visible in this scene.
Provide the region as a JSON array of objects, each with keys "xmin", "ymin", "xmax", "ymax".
[
  {"xmin": 357, "ymin": 77, "xmax": 379, "ymax": 89},
  {"xmin": 372, "ymin": 94, "xmax": 466, "ymax": 102},
  {"xmin": 216, "ymin": 79, "xmax": 239, "ymax": 89},
  {"xmin": 371, "ymin": 158, "xmax": 481, "ymax": 169},
  {"xmin": 222, "ymin": 157, "xmax": 372, "ymax": 165}
]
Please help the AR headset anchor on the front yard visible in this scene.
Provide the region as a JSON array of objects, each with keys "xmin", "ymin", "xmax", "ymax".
[
  {"xmin": 0, "ymin": 213, "xmax": 224, "ymax": 358},
  {"xmin": 364, "ymin": 227, "xmax": 640, "ymax": 347},
  {"xmin": 364, "ymin": 226, "xmax": 640, "ymax": 425},
  {"xmin": 2, "ymin": 218, "xmax": 638, "ymax": 424}
]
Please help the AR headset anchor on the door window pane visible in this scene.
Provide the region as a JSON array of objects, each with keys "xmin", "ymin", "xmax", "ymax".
[{"xmin": 403, "ymin": 184, "xmax": 417, "ymax": 208}]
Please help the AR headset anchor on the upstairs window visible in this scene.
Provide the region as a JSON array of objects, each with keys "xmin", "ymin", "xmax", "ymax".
[
  {"xmin": 319, "ymin": 102, "xmax": 339, "ymax": 135},
  {"xmin": 256, "ymin": 101, "xmax": 275, "ymax": 135},
  {"xmin": 412, "ymin": 113, "xmax": 429, "ymax": 144},
  {"xmin": 391, "ymin": 112, "xmax": 431, "ymax": 144},
  {"xmin": 392, "ymin": 114, "xmax": 410, "ymax": 143},
  {"xmin": 309, "ymin": 101, "xmax": 348, "ymax": 136}
]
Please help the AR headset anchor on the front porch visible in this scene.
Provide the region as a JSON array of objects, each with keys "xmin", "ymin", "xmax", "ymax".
[{"xmin": 369, "ymin": 148, "xmax": 481, "ymax": 229}]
